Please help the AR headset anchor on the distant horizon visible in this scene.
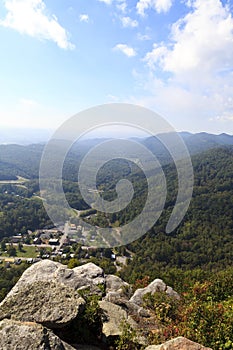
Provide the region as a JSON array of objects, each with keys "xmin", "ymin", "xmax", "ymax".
[{"xmin": 1, "ymin": 126, "xmax": 233, "ymax": 146}]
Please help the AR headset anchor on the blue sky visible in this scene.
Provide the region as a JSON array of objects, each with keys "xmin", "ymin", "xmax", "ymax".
[{"xmin": 1, "ymin": 0, "xmax": 233, "ymax": 137}]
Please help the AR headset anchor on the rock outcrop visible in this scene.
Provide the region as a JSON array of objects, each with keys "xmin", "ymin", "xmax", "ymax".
[
  {"xmin": 99, "ymin": 300, "xmax": 136, "ymax": 339},
  {"xmin": 105, "ymin": 274, "xmax": 130, "ymax": 294},
  {"xmin": 0, "ymin": 280, "xmax": 85, "ymax": 328},
  {"xmin": 0, "ymin": 259, "xmax": 212, "ymax": 350},
  {"xmin": 129, "ymin": 278, "xmax": 179, "ymax": 306},
  {"xmin": 72, "ymin": 263, "xmax": 105, "ymax": 292},
  {"xmin": 6, "ymin": 260, "xmax": 105, "ymax": 297},
  {"xmin": 145, "ymin": 336, "xmax": 212, "ymax": 349},
  {"xmin": 0, "ymin": 319, "xmax": 76, "ymax": 350}
]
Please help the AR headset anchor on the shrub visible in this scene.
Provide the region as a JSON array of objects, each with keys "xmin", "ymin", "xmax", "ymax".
[{"xmin": 115, "ymin": 321, "xmax": 141, "ymax": 350}]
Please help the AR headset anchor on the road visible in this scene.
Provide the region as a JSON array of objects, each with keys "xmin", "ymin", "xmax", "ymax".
[
  {"xmin": 6, "ymin": 243, "xmax": 51, "ymax": 248},
  {"xmin": 56, "ymin": 221, "xmax": 69, "ymax": 252}
]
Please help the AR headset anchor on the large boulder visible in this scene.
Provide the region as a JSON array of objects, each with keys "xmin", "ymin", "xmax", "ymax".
[
  {"xmin": 99, "ymin": 300, "xmax": 136, "ymax": 339},
  {"xmin": 6, "ymin": 260, "xmax": 105, "ymax": 297},
  {"xmin": 0, "ymin": 319, "xmax": 76, "ymax": 350},
  {"xmin": 145, "ymin": 336, "xmax": 212, "ymax": 350},
  {"xmin": 105, "ymin": 274, "xmax": 130, "ymax": 294},
  {"xmin": 0, "ymin": 280, "xmax": 85, "ymax": 328},
  {"xmin": 104, "ymin": 274, "xmax": 131, "ymax": 302},
  {"xmin": 73, "ymin": 262, "xmax": 105, "ymax": 292},
  {"xmin": 99, "ymin": 300, "xmax": 128, "ymax": 338},
  {"xmin": 0, "ymin": 261, "xmax": 212, "ymax": 350},
  {"xmin": 129, "ymin": 278, "xmax": 179, "ymax": 306}
]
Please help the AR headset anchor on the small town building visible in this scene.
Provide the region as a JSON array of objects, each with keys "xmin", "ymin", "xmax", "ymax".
[{"xmin": 49, "ymin": 238, "xmax": 59, "ymax": 246}]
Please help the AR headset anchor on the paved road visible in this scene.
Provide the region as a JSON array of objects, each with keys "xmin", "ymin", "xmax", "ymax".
[
  {"xmin": 6, "ymin": 243, "xmax": 51, "ymax": 248},
  {"xmin": 56, "ymin": 221, "xmax": 69, "ymax": 252}
]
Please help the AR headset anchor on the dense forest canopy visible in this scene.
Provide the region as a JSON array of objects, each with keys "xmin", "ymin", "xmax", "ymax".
[
  {"xmin": 0, "ymin": 139, "xmax": 232, "ymax": 273},
  {"xmin": 1, "ymin": 132, "xmax": 233, "ymax": 180},
  {"xmin": 0, "ymin": 135, "xmax": 233, "ymax": 349}
]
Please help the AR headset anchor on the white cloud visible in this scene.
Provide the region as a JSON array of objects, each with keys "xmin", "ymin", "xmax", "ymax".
[
  {"xmin": 98, "ymin": 0, "xmax": 112, "ymax": 4},
  {"xmin": 137, "ymin": 32, "xmax": 151, "ymax": 40},
  {"xmin": 79, "ymin": 14, "xmax": 89, "ymax": 23},
  {"xmin": 144, "ymin": 0, "xmax": 233, "ymax": 77},
  {"xmin": 144, "ymin": 44, "xmax": 168, "ymax": 70},
  {"xmin": 137, "ymin": 0, "xmax": 173, "ymax": 16},
  {"xmin": 121, "ymin": 16, "xmax": 138, "ymax": 28},
  {"xmin": 134, "ymin": 0, "xmax": 233, "ymax": 132},
  {"xmin": 0, "ymin": 0, "xmax": 74, "ymax": 50},
  {"xmin": 130, "ymin": 73, "xmax": 233, "ymax": 132},
  {"xmin": 98, "ymin": 0, "xmax": 127, "ymax": 13},
  {"xmin": 113, "ymin": 43, "xmax": 137, "ymax": 57},
  {"xmin": 116, "ymin": 1, "xmax": 127, "ymax": 13}
]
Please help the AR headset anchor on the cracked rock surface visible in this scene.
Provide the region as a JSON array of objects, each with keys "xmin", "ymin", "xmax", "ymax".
[
  {"xmin": 0, "ymin": 319, "xmax": 76, "ymax": 350},
  {"xmin": 0, "ymin": 280, "xmax": 85, "ymax": 328}
]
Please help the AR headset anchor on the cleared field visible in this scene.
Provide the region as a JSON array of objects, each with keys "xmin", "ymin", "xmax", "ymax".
[
  {"xmin": 0, "ymin": 245, "xmax": 51, "ymax": 258},
  {"xmin": 0, "ymin": 176, "xmax": 29, "ymax": 184}
]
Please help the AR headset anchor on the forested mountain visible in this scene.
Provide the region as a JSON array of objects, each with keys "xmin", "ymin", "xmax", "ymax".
[
  {"xmin": 0, "ymin": 136, "xmax": 233, "ymax": 350},
  {"xmin": 120, "ymin": 147, "xmax": 233, "ymax": 282},
  {"xmin": 1, "ymin": 132, "xmax": 233, "ymax": 180},
  {"xmin": 0, "ymin": 144, "xmax": 43, "ymax": 179},
  {"xmin": 0, "ymin": 134, "xmax": 233, "ymax": 272}
]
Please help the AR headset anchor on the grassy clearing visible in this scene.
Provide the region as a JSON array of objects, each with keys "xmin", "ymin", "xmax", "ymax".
[
  {"xmin": 0, "ymin": 245, "xmax": 51, "ymax": 258},
  {"xmin": 0, "ymin": 176, "xmax": 29, "ymax": 184}
]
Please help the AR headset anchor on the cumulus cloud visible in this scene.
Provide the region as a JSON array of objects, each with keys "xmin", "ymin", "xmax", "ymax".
[
  {"xmin": 144, "ymin": 0, "xmax": 233, "ymax": 77},
  {"xmin": 136, "ymin": 0, "xmax": 233, "ymax": 131},
  {"xmin": 121, "ymin": 16, "xmax": 138, "ymax": 28},
  {"xmin": 79, "ymin": 14, "xmax": 89, "ymax": 23},
  {"xmin": 113, "ymin": 43, "xmax": 137, "ymax": 57},
  {"xmin": 137, "ymin": 0, "xmax": 173, "ymax": 16},
  {"xmin": 0, "ymin": 0, "xmax": 74, "ymax": 50}
]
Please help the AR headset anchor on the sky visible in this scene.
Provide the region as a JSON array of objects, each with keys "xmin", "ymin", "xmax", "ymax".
[{"xmin": 1, "ymin": 0, "xmax": 233, "ymax": 139}]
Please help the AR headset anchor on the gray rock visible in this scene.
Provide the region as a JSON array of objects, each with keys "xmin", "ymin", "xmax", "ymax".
[
  {"xmin": 0, "ymin": 280, "xmax": 85, "ymax": 328},
  {"xmin": 129, "ymin": 278, "xmax": 179, "ymax": 306},
  {"xmin": 104, "ymin": 291, "xmax": 123, "ymax": 303},
  {"xmin": 99, "ymin": 300, "xmax": 137, "ymax": 339},
  {"xmin": 145, "ymin": 336, "xmax": 212, "ymax": 349},
  {"xmin": 99, "ymin": 300, "xmax": 128, "ymax": 338},
  {"xmin": 73, "ymin": 262, "xmax": 105, "ymax": 292},
  {"xmin": 104, "ymin": 274, "xmax": 131, "ymax": 302},
  {"xmin": 166, "ymin": 285, "xmax": 180, "ymax": 298},
  {"xmin": 124, "ymin": 301, "xmax": 150, "ymax": 318},
  {"xmin": 103, "ymin": 293, "xmax": 150, "ymax": 318},
  {"xmin": 0, "ymin": 319, "xmax": 76, "ymax": 350},
  {"xmin": 7, "ymin": 260, "xmax": 105, "ymax": 297},
  {"xmin": 105, "ymin": 274, "xmax": 130, "ymax": 293},
  {"xmin": 74, "ymin": 262, "xmax": 104, "ymax": 279}
]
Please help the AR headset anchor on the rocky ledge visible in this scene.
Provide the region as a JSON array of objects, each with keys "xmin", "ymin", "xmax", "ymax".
[{"xmin": 0, "ymin": 260, "xmax": 212, "ymax": 350}]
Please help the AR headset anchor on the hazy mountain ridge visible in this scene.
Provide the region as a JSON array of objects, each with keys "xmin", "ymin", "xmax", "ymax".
[{"xmin": 1, "ymin": 132, "xmax": 233, "ymax": 180}]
